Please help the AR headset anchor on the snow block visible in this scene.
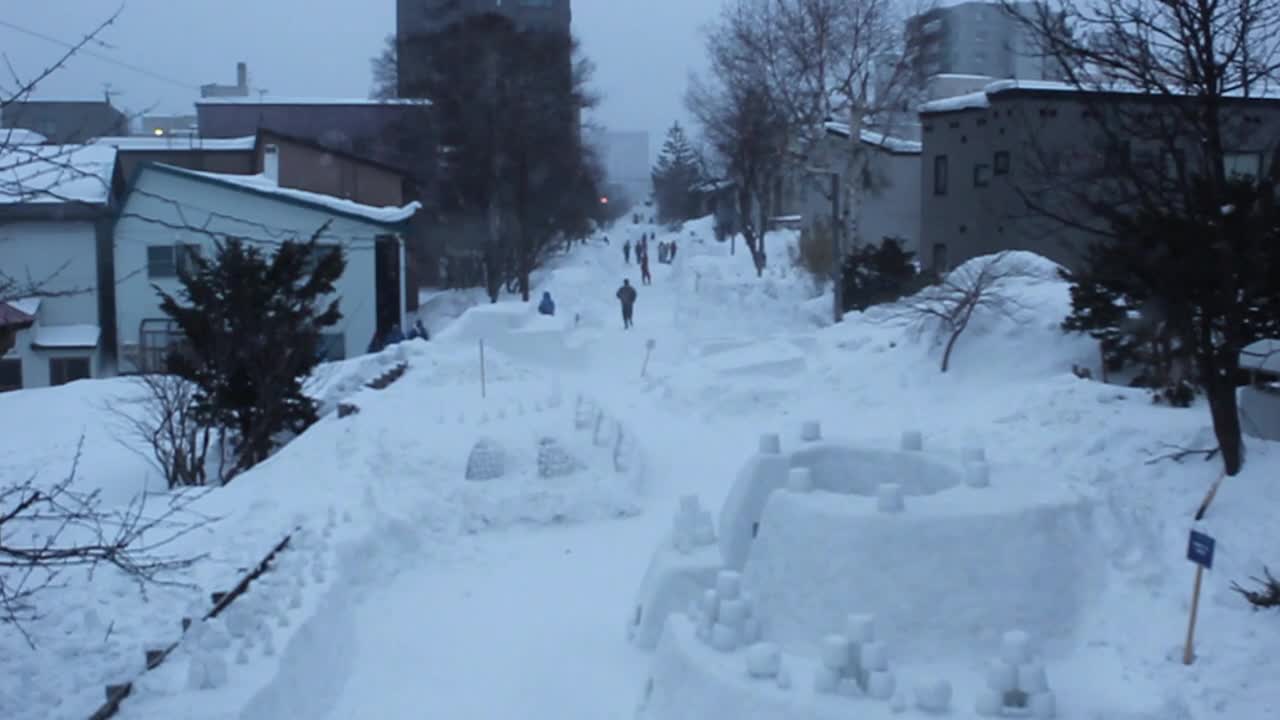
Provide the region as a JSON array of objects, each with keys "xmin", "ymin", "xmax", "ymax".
[
  {"xmin": 801, "ymin": 421, "xmax": 822, "ymax": 442},
  {"xmin": 786, "ymin": 467, "xmax": 813, "ymax": 493},
  {"xmin": 868, "ymin": 671, "xmax": 896, "ymax": 700},
  {"xmin": 975, "ymin": 688, "xmax": 1002, "ymax": 717},
  {"xmin": 877, "ymin": 483, "xmax": 905, "ymax": 513},
  {"xmin": 987, "ymin": 660, "xmax": 1017, "ymax": 693},
  {"xmin": 628, "ymin": 535, "xmax": 723, "ymax": 649},
  {"xmin": 965, "ymin": 460, "xmax": 992, "ymax": 488},
  {"xmin": 536, "ymin": 436, "xmax": 582, "ymax": 479},
  {"xmin": 861, "ymin": 640, "xmax": 889, "ymax": 672},
  {"xmin": 914, "ymin": 680, "xmax": 952, "ymax": 714},
  {"xmin": 1030, "ymin": 691, "xmax": 1057, "ymax": 718},
  {"xmin": 716, "ymin": 570, "xmax": 742, "ymax": 601},
  {"xmin": 745, "ymin": 643, "xmax": 781, "ymax": 678},
  {"xmin": 963, "ymin": 446, "xmax": 987, "ymax": 463},
  {"xmin": 813, "ymin": 665, "xmax": 841, "ymax": 694},
  {"xmin": 1001, "ymin": 630, "xmax": 1032, "ymax": 666},
  {"xmin": 465, "ymin": 437, "xmax": 506, "ymax": 481},
  {"xmin": 719, "ymin": 598, "xmax": 748, "ymax": 630},
  {"xmin": 821, "ymin": 635, "xmax": 850, "ymax": 670},
  {"xmin": 846, "ymin": 614, "xmax": 876, "ymax": 644},
  {"xmin": 759, "ymin": 433, "xmax": 781, "ymax": 454},
  {"xmin": 710, "ymin": 623, "xmax": 738, "ymax": 652},
  {"xmin": 1019, "ymin": 661, "xmax": 1049, "ymax": 694}
]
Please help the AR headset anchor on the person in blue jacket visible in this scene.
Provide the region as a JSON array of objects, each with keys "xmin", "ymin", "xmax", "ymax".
[{"xmin": 538, "ymin": 291, "xmax": 556, "ymax": 316}]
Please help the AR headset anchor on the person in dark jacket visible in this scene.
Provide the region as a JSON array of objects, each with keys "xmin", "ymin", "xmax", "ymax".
[
  {"xmin": 538, "ymin": 291, "xmax": 556, "ymax": 316},
  {"xmin": 616, "ymin": 279, "xmax": 638, "ymax": 329},
  {"xmin": 623, "ymin": 239, "xmax": 631, "ymax": 264},
  {"xmin": 669, "ymin": 240, "xmax": 677, "ymax": 262}
]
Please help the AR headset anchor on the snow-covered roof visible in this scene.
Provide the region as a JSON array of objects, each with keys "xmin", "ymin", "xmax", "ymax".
[
  {"xmin": 32, "ymin": 323, "xmax": 100, "ymax": 348},
  {"xmin": 91, "ymin": 135, "xmax": 257, "ymax": 152},
  {"xmin": 919, "ymin": 90, "xmax": 992, "ymax": 114},
  {"xmin": 149, "ymin": 163, "xmax": 421, "ymax": 225},
  {"xmin": 921, "ymin": 77, "xmax": 1280, "ymax": 114},
  {"xmin": 9, "ymin": 297, "xmax": 40, "ymax": 316},
  {"xmin": 2, "ymin": 128, "xmax": 48, "ymax": 145},
  {"xmin": 0, "ymin": 297, "xmax": 39, "ymax": 327},
  {"xmin": 0, "ymin": 144, "xmax": 118, "ymax": 205},
  {"xmin": 197, "ymin": 97, "xmax": 431, "ymax": 107},
  {"xmin": 1241, "ymin": 339, "xmax": 1280, "ymax": 374},
  {"xmin": 823, "ymin": 122, "xmax": 923, "ymax": 154}
]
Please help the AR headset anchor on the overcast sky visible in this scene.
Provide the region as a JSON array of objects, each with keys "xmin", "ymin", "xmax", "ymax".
[{"xmin": 2, "ymin": 0, "xmax": 721, "ymax": 150}]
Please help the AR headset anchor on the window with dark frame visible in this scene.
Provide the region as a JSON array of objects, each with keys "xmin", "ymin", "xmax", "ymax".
[
  {"xmin": 934, "ymin": 155, "xmax": 949, "ymax": 195},
  {"xmin": 147, "ymin": 244, "xmax": 201, "ymax": 279},
  {"xmin": 1104, "ymin": 140, "xmax": 1132, "ymax": 173},
  {"xmin": 49, "ymin": 357, "xmax": 90, "ymax": 386},
  {"xmin": 319, "ymin": 333, "xmax": 346, "ymax": 362},
  {"xmin": 974, "ymin": 164, "xmax": 992, "ymax": 187},
  {"xmin": 994, "ymin": 151, "xmax": 1010, "ymax": 175},
  {"xmin": 1225, "ymin": 151, "xmax": 1264, "ymax": 179},
  {"xmin": 0, "ymin": 358, "xmax": 21, "ymax": 392}
]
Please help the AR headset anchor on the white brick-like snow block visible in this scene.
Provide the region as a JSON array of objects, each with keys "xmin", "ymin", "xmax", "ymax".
[
  {"xmin": 741, "ymin": 616, "xmax": 762, "ymax": 645},
  {"xmin": 701, "ymin": 589, "xmax": 720, "ymax": 622},
  {"xmin": 813, "ymin": 665, "xmax": 841, "ymax": 694},
  {"xmin": 465, "ymin": 437, "xmax": 506, "ymax": 481},
  {"xmin": 711, "ymin": 623, "xmax": 739, "ymax": 652},
  {"xmin": 759, "ymin": 433, "xmax": 782, "ymax": 454},
  {"xmin": 900, "ymin": 430, "xmax": 924, "ymax": 452},
  {"xmin": 846, "ymin": 614, "xmax": 876, "ymax": 644},
  {"xmin": 1001, "ymin": 630, "xmax": 1032, "ymax": 666},
  {"xmin": 975, "ymin": 689, "xmax": 1003, "ymax": 717},
  {"xmin": 821, "ymin": 634, "xmax": 850, "ymax": 670},
  {"xmin": 719, "ymin": 598, "xmax": 749, "ymax": 629},
  {"xmin": 745, "ymin": 642, "xmax": 782, "ymax": 678},
  {"xmin": 868, "ymin": 671, "xmax": 896, "ymax": 700},
  {"xmin": 914, "ymin": 680, "xmax": 952, "ymax": 713},
  {"xmin": 775, "ymin": 666, "xmax": 792, "ymax": 690},
  {"xmin": 965, "ymin": 461, "xmax": 991, "ymax": 488},
  {"xmin": 786, "ymin": 467, "xmax": 813, "ymax": 493},
  {"xmin": 986, "ymin": 660, "xmax": 1017, "ymax": 693},
  {"xmin": 801, "ymin": 421, "xmax": 822, "ymax": 442},
  {"xmin": 877, "ymin": 483, "xmax": 905, "ymax": 513},
  {"xmin": 1018, "ymin": 662, "xmax": 1049, "ymax": 694},
  {"xmin": 860, "ymin": 640, "xmax": 889, "ymax": 672},
  {"xmin": 1030, "ymin": 691, "xmax": 1057, "ymax": 718},
  {"xmin": 963, "ymin": 446, "xmax": 987, "ymax": 463},
  {"xmin": 716, "ymin": 570, "xmax": 742, "ymax": 600}
]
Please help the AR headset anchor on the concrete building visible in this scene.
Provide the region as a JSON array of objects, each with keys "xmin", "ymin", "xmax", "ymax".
[
  {"xmin": 916, "ymin": 79, "xmax": 1280, "ymax": 274},
  {"xmin": 905, "ymin": 1, "xmax": 1062, "ymax": 83},
  {"xmin": 201, "ymin": 61, "xmax": 251, "ymax": 99},
  {"xmin": 397, "ymin": 0, "xmax": 571, "ymax": 39},
  {"xmin": 1, "ymin": 99, "xmax": 128, "ymax": 144}
]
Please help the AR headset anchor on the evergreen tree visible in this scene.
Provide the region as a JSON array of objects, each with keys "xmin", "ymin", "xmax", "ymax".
[
  {"xmin": 651, "ymin": 122, "xmax": 703, "ymax": 223},
  {"xmin": 841, "ymin": 237, "xmax": 924, "ymax": 311},
  {"xmin": 156, "ymin": 232, "xmax": 345, "ymax": 481}
]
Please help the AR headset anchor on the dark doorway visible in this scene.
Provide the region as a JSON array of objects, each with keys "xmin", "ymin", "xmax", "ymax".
[{"xmin": 374, "ymin": 235, "xmax": 402, "ymax": 341}]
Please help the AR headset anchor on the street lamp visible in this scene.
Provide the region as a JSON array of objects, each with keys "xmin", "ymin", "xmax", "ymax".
[{"xmin": 806, "ymin": 167, "xmax": 842, "ymax": 323}]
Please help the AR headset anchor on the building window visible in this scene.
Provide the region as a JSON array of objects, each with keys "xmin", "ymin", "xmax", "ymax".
[
  {"xmin": 0, "ymin": 358, "xmax": 21, "ymax": 392},
  {"xmin": 138, "ymin": 318, "xmax": 188, "ymax": 373},
  {"xmin": 319, "ymin": 333, "xmax": 346, "ymax": 362},
  {"xmin": 974, "ymin": 164, "xmax": 992, "ymax": 187},
  {"xmin": 1104, "ymin": 141, "xmax": 1132, "ymax": 172},
  {"xmin": 934, "ymin": 155, "xmax": 949, "ymax": 195},
  {"xmin": 148, "ymin": 244, "xmax": 201, "ymax": 279},
  {"xmin": 994, "ymin": 151, "xmax": 1011, "ymax": 175},
  {"xmin": 49, "ymin": 357, "xmax": 90, "ymax": 386},
  {"xmin": 1225, "ymin": 152, "xmax": 1263, "ymax": 179},
  {"xmin": 932, "ymin": 243, "xmax": 950, "ymax": 274},
  {"xmin": 1162, "ymin": 149, "xmax": 1186, "ymax": 181}
]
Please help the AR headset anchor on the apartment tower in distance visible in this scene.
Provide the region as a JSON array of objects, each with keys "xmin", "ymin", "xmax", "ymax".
[{"xmin": 906, "ymin": 1, "xmax": 1063, "ymax": 91}]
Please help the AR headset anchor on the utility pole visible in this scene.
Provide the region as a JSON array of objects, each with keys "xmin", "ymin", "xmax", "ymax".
[{"xmin": 830, "ymin": 171, "xmax": 842, "ymax": 323}]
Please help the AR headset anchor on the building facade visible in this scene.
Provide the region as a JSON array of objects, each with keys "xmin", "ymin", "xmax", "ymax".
[
  {"xmin": 1, "ymin": 100, "xmax": 128, "ymax": 144},
  {"xmin": 905, "ymin": 1, "xmax": 1062, "ymax": 83},
  {"xmin": 397, "ymin": 0, "xmax": 571, "ymax": 39},
  {"xmin": 917, "ymin": 80, "xmax": 1280, "ymax": 274}
]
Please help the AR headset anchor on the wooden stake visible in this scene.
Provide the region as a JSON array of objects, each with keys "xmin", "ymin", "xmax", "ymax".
[
  {"xmin": 1194, "ymin": 470, "xmax": 1227, "ymax": 521},
  {"xmin": 479, "ymin": 340, "xmax": 487, "ymax": 399},
  {"xmin": 1183, "ymin": 564, "xmax": 1205, "ymax": 665}
]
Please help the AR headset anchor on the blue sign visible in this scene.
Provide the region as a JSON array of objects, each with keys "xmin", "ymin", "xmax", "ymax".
[{"xmin": 1187, "ymin": 530, "xmax": 1216, "ymax": 570}]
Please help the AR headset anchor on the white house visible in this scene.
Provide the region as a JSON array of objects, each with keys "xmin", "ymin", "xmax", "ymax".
[
  {"xmin": 0, "ymin": 144, "xmax": 121, "ymax": 390},
  {"xmin": 112, "ymin": 161, "xmax": 420, "ymax": 373},
  {"xmin": 799, "ymin": 122, "xmax": 923, "ymax": 256}
]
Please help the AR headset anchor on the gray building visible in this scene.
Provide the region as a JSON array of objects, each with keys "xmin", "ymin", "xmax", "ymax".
[
  {"xmin": 917, "ymin": 80, "xmax": 1280, "ymax": 274},
  {"xmin": 906, "ymin": 1, "xmax": 1061, "ymax": 83},
  {"xmin": 201, "ymin": 62, "xmax": 251, "ymax": 99},
  {"xmin": 397, "ymin": 0, "xmax": 571, "ymax": 38},
  {"xmin": 1, "ymin": 100, "xmax": 128, "ymax": 144}
]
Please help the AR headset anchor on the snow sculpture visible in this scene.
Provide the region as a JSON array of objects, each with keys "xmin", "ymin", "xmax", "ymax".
[
  {"xmin": 877, "ymin": 483, "xmax": 905, "ymax": 513},
  {"xmin": 812, "ymin": 613, "xmax": 897, "ymax": 701},
  {"xmin": 915, "ymin": 680, "xmax": 953, "ymax": 714},
  {"xmin": 574, "ymin": 395, "xmax": 597, "ymax": 430},
  {"xmin": 186, "ymin": 652, "xmax": 229, "ymax": 691},
  {"xmin": 745, "ymin": 642, "xmax": 782, "ymax": 679},
  {"xmin": 785, "ymin": 467, "xmax": 813, "ymax": 493},
  {"xmin": 537, "ymin": 436, "xmax": 583, "ymax": 479},
  {"xmin": 672, "ymin": 495, "xmax": 717, "ymax": 554},
  {"xmin": 801, "ymin": 420, "xmax": 822, "ymax": 442},
  {"xmin": 465, "ymin": 437, "xmax": 507, "ymax": 481},
  {"xmin": 235, "ymin": 642, "xmax": 249, "ymax": 665},
  {"xmin": 965, "ymin": 460, "xmax": 992, "ymax": 488},
  {"xmin": 975, "ymin": 630, "xmax": 1056, "ymax": 718},
  {"xmin": 690, "ymin": 570, "xmax": 760, "ymax": 653},
  {"xmin": 900, "ymin": 430, "xmax": 924, "ymax": 452}
]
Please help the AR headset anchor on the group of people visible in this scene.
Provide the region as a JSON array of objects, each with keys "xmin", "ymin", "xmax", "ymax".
[{"xmin": 623, "ymin": 233, "xmax": 666, "ymax": 286}]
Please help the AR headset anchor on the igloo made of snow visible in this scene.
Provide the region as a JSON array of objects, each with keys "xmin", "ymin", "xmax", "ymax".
[{"xmin": 638, "ymin": 426, "xmax": 1105, "ymax": 662}]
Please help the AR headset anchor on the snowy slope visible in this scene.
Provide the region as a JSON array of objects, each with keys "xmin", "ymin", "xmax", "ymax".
[{"xmin": 2, "ymin": 216, "xmax": 1277, "ymax": 720}]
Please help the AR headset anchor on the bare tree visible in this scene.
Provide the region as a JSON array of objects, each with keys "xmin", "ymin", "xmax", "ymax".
[
  {"xmin": 109, "ymin": 373, "xmax": 229, "ymax": 489},
  {"xmin": 892, "ymin": 253, "xmax": 1028, "ymax": 373},
  {"xmin": 1004, "ymin": 0, "xmax": 1280, "ymax": 476},
  {"xmin": 1, "ymin": 439, "xmax": 212, "ymax": 647}
]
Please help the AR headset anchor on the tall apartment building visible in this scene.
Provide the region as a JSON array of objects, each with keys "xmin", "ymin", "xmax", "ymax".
[{"xmin": 906, "ymin": 1, "xmax": 1062, "ymax": 83}]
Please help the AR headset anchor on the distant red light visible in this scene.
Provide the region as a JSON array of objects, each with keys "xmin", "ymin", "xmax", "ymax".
[{"xmin": 600, "ymin": 196, "xmax": 609, "ymax": 204}]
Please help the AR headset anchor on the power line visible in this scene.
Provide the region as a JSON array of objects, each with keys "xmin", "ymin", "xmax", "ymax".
[{"xmin": 0, "ymin": 18, "xmax": 200, "ymax": 92}]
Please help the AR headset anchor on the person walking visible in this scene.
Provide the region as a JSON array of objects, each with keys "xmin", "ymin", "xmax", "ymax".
[
  {"xmin": 616, "ymin": 279, "xmax": 638, "ymax": 329},
  {"xmin": 640, "ymin": 251, "xmax": 652, "ymax": 285},
  {"xmin": 669, "ymin": 240, "xmax": 678, "ymax": 262},
  {"xmin": 623, "ymin": 239, "xmax": 631, "ymax": 264}
]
